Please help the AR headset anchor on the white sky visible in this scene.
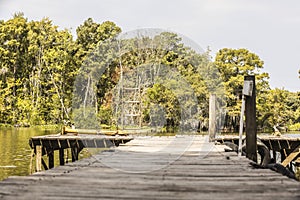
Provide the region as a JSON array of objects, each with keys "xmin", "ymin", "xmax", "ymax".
[{"xmin": 0, "ymin": 0, "xmax": 299, "ymax": 91}]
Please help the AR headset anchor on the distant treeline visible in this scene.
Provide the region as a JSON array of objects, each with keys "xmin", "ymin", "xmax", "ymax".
[{"xmin": 0, "ymin": 13, "xmax": 299, "ymax": 132}]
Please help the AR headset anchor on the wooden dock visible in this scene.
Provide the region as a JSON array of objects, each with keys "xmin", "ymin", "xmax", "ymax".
[
  {"xmin": 1, "ymin": 136, "xmax": 300, "ymax": 199},
  {"xmin": 29, "ymin": 133, "xmax": 133, "ymax": 171}
]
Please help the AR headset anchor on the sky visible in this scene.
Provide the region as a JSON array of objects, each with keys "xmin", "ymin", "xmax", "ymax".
[{"xmin": 0, "ymin": 0, "xmax": 299, "ymax": 92}]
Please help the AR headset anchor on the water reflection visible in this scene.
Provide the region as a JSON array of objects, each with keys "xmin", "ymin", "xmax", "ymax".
[{"xmin": 0, "ymin": 128, "xmax": 56, "ymax": 181}]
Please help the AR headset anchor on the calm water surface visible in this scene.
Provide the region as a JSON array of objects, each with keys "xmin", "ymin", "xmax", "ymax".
[
  {"xmin": 0, "ymin": 127, "xmax": 103, "ymax": 181},
  {"xmin": 0, "ymin": 128, "xmax": 56, "ymax": 181}
]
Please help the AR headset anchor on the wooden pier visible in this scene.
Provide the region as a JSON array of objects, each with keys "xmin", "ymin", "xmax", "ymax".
[
  {"xmin": 29, "ymin": 131, "xmax": 133, "ymax": 172},
  {"xmin": 1, "ymin": 136, "xmax": 300, "ymax": 200}
]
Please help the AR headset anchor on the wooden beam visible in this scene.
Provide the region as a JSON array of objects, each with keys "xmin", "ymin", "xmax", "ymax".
[
  {"xmin": 41, "ymin": 158, "xmax": 48, "ymax": 170},
  {"xmin": 272, "ymin": 150, "xmax": 277, "ymax": 163},
  {"xmin": 62, "ymin": 127, "xmax": 126, "ymax": 136},
  {"xmin": 282, "ymin": 146, "xmax": 300, "ymax": 167},
  {"xmin": 209, "ymin": 94, "xmax": 216, "ymax": 142},
  {"xmin": 245, "ymin": 76, "xmax": 257, "ymax": 162},
  {"xmin": 48, "ymin": 151, "xmax": 54, "ymax": 169},
  {"xmin": 71, "ymin": 147, "xmax": 79, "ymax": 162},
  {"xmin": 36, "ymin": 145, "xmax": 42, "ymax": 172},
  {"xmin": 59, "ymin": 148, "xmax": 65, "ymax": 165}
]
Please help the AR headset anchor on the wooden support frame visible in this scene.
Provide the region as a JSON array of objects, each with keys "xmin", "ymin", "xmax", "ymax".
[{"xmin": 29, "ymin": 135, "xmax": 133, "ymax": 173}]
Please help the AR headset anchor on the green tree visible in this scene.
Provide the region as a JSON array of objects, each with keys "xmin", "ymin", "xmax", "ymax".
[
  {"xmin": 261, "ymin": 89, "xmax": 297, "ymax": 130},
  {"xmin": 76, "ymin": 18, "xmax": 121, "ymax": 63},
  {"xmin": 26, "ymin": 18, "xmax": 78, "ymax": 125},
  {"xmin": 0, "ymin": 15, "xmax": 78, "ymax": 126},
  {"xmin": 0, "ymin": 13, "xmax": 29, "ymax": 124},
  {"xmin": 214, "ymin": 48, "xmax": 270, "ymax": 131},
  {"xmin": 73, "ymin": 18, "xmax": 121, "ymax": 128},
  {"xmin": 114, "ymin": 32, "xmax": 211, "ymax": 131},
  {"xmin": 145, "ymin": 83, "xmax": 180, "ymax": 131}
]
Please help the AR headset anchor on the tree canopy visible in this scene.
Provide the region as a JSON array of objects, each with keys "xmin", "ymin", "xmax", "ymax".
[{"xmin": 0, "ymin": 14, "xmax": 299, "ymax": 132}]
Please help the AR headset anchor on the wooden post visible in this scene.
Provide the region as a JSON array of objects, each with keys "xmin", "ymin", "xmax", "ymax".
[
  {"xmin": 238, "ymin": 95, "xmax": 245, "ymax": 156},
  {"xmin": 48, "ymin": 151, "xmax": 54, "ymax": 169},
  {"xmin": 209, "ymin": 94, "xmax": 216, "ymax": 142},
  {"xmin": 71, "ymin": 147, "xmax": 78, "ymax": 162},
  {"xmin": 272, "ymin": 150, "xmax": 277, "ymax": 163},
  {"xmin": 61, "ymin": 126, "xmax": 66, "ymax": 135},
  {"xmin": 36, "ymin": 145, "xmax": 42, "ymax": 172},
  {"xmin": 245, "ymin": 76, "xmax": 257, "ymax": 162},
  {"xmin": 59, "ymin": 148, "xmax": 65, "ymax": 165}
]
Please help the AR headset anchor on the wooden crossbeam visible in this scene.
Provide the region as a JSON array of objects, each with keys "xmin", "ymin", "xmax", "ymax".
[
  {"xmin": 281, "ymin": 145, "xmax": 300, "ymax": 167},
  {"xmin": 62, "ymin": 127, "xmax": 128, "ymax": 136}
]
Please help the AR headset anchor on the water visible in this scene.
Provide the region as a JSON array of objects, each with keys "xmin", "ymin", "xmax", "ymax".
[
  {"xmin": 0, "ymin": 127, "xmax": 104, "ymax": 181},
  {"xmin": 283, "ymin": 132, "xmax": 300, "ymax": 138},
  {"xmin": 0, "ymin": 127, "xmax": 56, "ymax": 181}
]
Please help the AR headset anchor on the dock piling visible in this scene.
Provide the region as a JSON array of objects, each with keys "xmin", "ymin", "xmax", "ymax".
[
  {"xmin": 35, "ymin": 145, "xmax": 42, "ymax": 172},
  {"xmin": 59, "ymin": 149, "xmax": 65, "ymax": 165},
  {"xmin": 244, "ymin": 75, "xmax": 257, "ymax": 162}
]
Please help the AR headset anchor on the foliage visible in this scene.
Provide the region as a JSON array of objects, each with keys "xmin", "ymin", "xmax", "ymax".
[
  {"xmin": 0, "ymin": 14, "xmax": 298, "ymax": 133},
  {"xmin": 288, "ymin": 123, "xmax": 300, "ymax": 131},
  {"xmin": 214, "ymin": 48, "xmax": 271, "ymax": 131},
  {"xmin": 72, "ymin": 106, "xmax": 99, "ymax": 129},
  {"xmin": 0, "ymin": 15, "xmax": 120, "ymax": 126},
  {"xmin": 145, "ymin": 83, "xmax": 180, "ymax": 132}
]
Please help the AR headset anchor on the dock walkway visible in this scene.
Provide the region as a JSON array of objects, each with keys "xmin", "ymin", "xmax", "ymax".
[{"xmin": 1, "ymin": 136, "xmax": 300, "ymax": 199}]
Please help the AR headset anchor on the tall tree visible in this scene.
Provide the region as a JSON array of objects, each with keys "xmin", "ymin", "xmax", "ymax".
[
  {"xmin": 0, "ymin": 13, "xmax": 29, "ymax": 124},
  {"xmin": 0, "ymin": 15, "xmax": 78, "ymax": 125},
  {"xmin": 73, "ymin": 18, "xmax": 121, "ymax": 128},
  {"xmin": 112, "ymin": 32, "xmax": 212, "ymax": 131},
  {"xmin": 261, "ymin": 89, "xmax": 297, "ymax": 130},
  {"xmin": 214, "ymin": 48, "xmax": 270, "ymax": 131}
]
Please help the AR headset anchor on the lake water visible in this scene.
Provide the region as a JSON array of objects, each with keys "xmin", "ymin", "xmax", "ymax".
[
  {"xmin": 0, "ymin": 128, "xmax": 56, "ymax": 181},
  {"xmin": 0, "ymin": 127, "xmax": 103, "ymax": 181},
  {"xmin": 0, "ymin": 128, "xmax": 299, "ymax": 181}
]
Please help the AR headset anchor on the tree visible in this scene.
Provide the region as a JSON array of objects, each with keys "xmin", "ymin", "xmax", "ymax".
[
  {"xmin": 72, "ymin": 19, "xmax": 121, "ymax": 128},
  {"xmin": 214, "ymin": 48, "xmax": 270, "ymax": 131},
  {"xmin": 4, "ymin": 14, "xmax": 297, "ymax": 132},
  {"xmin": 0, "ymin": 15, "xmax": 78, "ymax": 125},
  {"xmin": 114, "ymin": 32, "xmax": 211, "ymax": 131},
  {"xmin": 261, "ymin": 89, "xmax": 297, "ymax": 130},
  {"xmin": 25, "ymin": 18, "xmax": 78, "ymax": 125},
  {"xmin": 0, "ymin": 13, "xmax": 29, "ymax": 124},
  {"xmin": 76, "ymin": 19, "xmax": 121, "ymax": 63}
]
